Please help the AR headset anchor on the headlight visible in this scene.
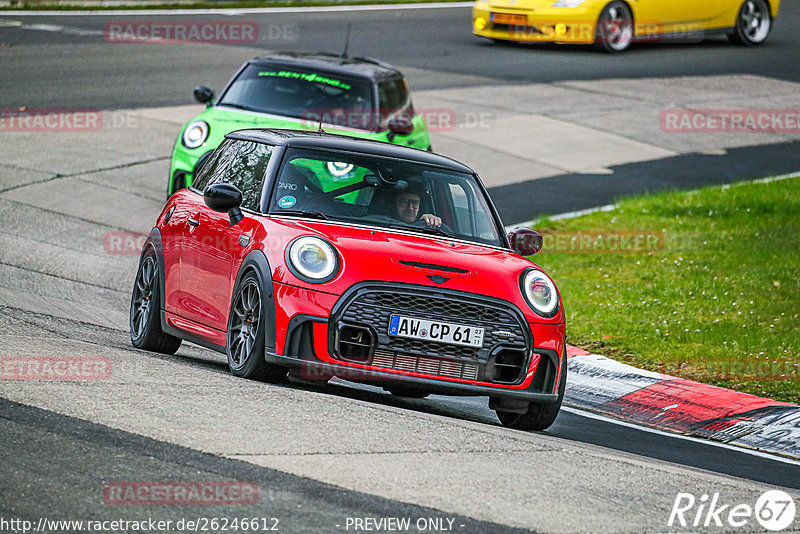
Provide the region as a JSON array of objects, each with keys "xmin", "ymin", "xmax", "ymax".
[
  {"xmin": 520, "ymin": 268, "xmax": 559, "ymax": 317},
  {"xmin": 286, "ymin": 236, "xmax": 340, "ymax": 284},
  {"xmin": 553, "ymin": 0, "xmax": 586, "ymax": 6},
  {"xmin": 182, "ymin": 120, "xmax": 209, "ymax": 149}
]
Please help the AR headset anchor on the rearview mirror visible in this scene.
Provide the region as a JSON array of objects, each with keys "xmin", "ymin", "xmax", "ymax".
[
  {"xmin": 193, "ymin": 86, "xmax": 214, "ymax": 107},
  {"xmin": 508, "ymin": 227, "xmax": 543, "ymax": 256},
  {"xmin": 204, "ymin": 183, "xmax": 244, "ymax": 225}
]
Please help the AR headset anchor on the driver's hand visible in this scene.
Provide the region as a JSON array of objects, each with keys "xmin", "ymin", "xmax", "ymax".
[{"xmin": 420, "ymin": 214, "xmax": 442, "ymax": 228}]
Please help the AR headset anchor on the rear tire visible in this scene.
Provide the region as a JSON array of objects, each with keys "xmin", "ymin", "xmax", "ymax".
[
  {"xmin": 728, "ymin": 0, "xmax": 772, "ymax": 45},
  {"xmin": 594, "ymin": 1, "xmax": 634, "ymax": 53},
  {"xmin": 130, "ymin": 251, "xmax": 182, "ymax": 355},
  {"xmin": 495, "ymin": 350, "xmax": 567, "ymax": 431},
  {"xmin": 227, "ymin": 271, "xmax": 287, "ymax": 382}
]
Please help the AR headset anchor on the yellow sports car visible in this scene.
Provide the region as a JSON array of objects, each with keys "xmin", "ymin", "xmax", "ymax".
[{"xmin": 473, "ymin": 0, "xmax": 778, "ymax": 52}]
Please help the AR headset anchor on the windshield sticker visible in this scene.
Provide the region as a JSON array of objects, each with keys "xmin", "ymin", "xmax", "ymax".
[
  {"xmin": 258, "ymin": 71, "xmax": 352, "ymax": 90},
  {"xmin": 278, "ymin": 195, "xmax": 297, "ymax": 209}
]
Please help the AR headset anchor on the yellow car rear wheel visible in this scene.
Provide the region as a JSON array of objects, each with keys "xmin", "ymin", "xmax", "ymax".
[
  {"xmin": 729, "ymin": 0, "xmax": 772, "ymax": 46},
  {"xmin": 594, "ymin": 1, "xmax": 635, "ymax": 53}
]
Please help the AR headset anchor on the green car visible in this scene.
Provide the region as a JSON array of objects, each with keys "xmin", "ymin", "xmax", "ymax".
[{"xmin": 169, "ymin": 52, "xmax": 432, "ymax": 198}]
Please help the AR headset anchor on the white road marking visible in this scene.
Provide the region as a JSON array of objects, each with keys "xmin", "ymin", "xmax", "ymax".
[
  {"xmin": 734, "ymin": 170, "xmax": 800, "ymax": 186},
  {"xmin": 60, "ymin": 27, "xmax": 105, "ymax": 36},
  {"xmin": 0, "ymin": 1, "xmax": 474, "ymax": 16},
  {"xmin": 562, "ymin": 405, "xmax": 800, "ymax": 466},
  {"xmin": 24, "ymin": 23, "xmax": 63, "ymax": 31},
  {"xmin": 0, "ymin": 19, "xmax": 123, "ymax": 36}
]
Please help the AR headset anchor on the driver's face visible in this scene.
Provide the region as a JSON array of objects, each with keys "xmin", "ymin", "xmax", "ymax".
[{"xmin": 395, "ymin": 193, "xmax": 421, "ymax": 223}]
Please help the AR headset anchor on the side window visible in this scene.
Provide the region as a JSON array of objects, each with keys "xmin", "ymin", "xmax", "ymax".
[
  {"xmin": 445, "ymin": 179, "xmax": 499, "ymax": 243},
  {"xmin": 378, "ymin": 78, "xmax": 412, "ymax": 117},
  {"xmin": 448, "ymin": 183, "xmax": 471, "ymax": 234},
  {"xmin": 192, "ymin": 139, "xmax": 238, "ymax": 192},
  {"xmin": 218, "ymin": 141, "xmax": 273, "ymax": 211}
]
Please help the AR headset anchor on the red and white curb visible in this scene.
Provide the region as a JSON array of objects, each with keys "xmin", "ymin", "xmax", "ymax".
[{"xmin": 564, "ymin": 345, "xmax": 800, "ymax": 460}]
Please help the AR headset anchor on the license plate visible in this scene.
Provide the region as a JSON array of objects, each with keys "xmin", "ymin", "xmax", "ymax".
[
  {"xmin": 491, "ymin": 12, "xmax": 528, "ymax": 25},
  {"xmin": 388, "ymin": 315, "xmax": 484, "ymax": 348}
]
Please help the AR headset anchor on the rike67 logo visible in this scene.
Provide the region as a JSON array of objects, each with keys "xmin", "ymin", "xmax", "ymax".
[{"xmin": 669, "ymin": 490, "xmax": 796, "ymax": 531}]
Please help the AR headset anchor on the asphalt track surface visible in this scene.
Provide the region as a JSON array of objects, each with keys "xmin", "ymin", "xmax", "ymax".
[
  {"xmin": 1, "ymin": 3, "xmax": 800, "ymax": 109},
  {"xmin": 1, "ymin": 3, "xmax": 800, "ymax": 532},
  {"xmin": 0, "ymin": 398, "xmax": 531, "ymax": 534}
]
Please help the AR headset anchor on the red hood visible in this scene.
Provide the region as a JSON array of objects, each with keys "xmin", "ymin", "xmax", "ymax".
[{"xmin": 262, "ymin": 217, "xmax": 563, "ymax": 324}]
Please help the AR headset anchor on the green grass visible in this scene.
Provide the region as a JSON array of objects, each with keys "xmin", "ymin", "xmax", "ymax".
[
  {"xmin": 528, "ymin": 176, "xmax": 800, "ymax": 403},
  {"xmin": 1, "ymin": 0, "xmax": 466, "ymax": 11}
]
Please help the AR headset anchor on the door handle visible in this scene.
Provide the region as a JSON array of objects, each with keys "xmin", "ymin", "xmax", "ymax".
[{"xmin": 187, "ymin": 217, "xmax": 199, "ymax": 227}]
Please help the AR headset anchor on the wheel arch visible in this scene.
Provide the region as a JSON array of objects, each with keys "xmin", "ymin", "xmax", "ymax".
[
  {"xmin": 729, "ymin": 0, "xmax": 774, "ymax": 44},
  {"xmin": 614, "ymin": 0, "xmax": 635, "ymax": 30},
  {"xmin": 135, "ymin": 228, "xmax": 184, "ymax": 344},
  {"xmin": 139, "ymin": 228, "xmax": 167, "ymax": 316},
  {"xmin": 231, "ymin": 249, "xmax": 277, "ymax": 352},
  {"xmin": 762, "ymin": 0, "xmax": 778, "ymax": 20}
]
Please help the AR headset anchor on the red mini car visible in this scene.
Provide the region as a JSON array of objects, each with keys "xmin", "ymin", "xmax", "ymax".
[{"xmin": 130, "ymin": 129, "xmax": 566, "ymax": 430}]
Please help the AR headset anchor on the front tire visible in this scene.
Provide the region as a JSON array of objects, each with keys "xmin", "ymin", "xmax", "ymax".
[
  {"xmin": 130, "ymin": 251, "xmax": 182, "ymax": 354},
  {"xmin": 594, "ymin": 1, "xmax": 634, "ymax": 53},
  {"xmin": 227, "ymin": 271, "xmax": 287, "ymax": 382},
  {"xmin": 728, "ymin": 0, "xmax": 772, "ymax": 46},
  {"xmin": 495, "ymin": 351, "xmax": 567, "ymax": 431}
]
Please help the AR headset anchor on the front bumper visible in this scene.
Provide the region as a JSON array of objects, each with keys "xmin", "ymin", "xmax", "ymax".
[
  {"xmin": 473, "ymin": 3, "xmax": 598, "ymax": 44},
  {"xmin": 271, "ymin": 281, "xmax": 566, "ymax": 401},
  {"xmin": 267, "ymin": 345, "xmax": 560, "ymax": 402}
]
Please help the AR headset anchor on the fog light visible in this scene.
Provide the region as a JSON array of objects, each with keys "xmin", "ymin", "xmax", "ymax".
[
  {"xmin": 475, "ymin": 17, "xmax": 488, "ymax": 30},
  {"xmin": 555, "ymin": 23, "xmax": 567, "ymax": 36}
]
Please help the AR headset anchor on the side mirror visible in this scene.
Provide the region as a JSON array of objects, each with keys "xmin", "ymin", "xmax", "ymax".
[
  {"xmin": 386, "ymin": 114, "xmax": 414, "ymax": 136},
  {"xmin": 508, "ymin": 227, "xmax": 543, "ymax": 256},
  {"xmin": 193, "ymin": 86, "xmax": 214, "ymax": 107},
  {"xmin": 204, "ymin": 183, "xmax": 244, "ymax": 225}
]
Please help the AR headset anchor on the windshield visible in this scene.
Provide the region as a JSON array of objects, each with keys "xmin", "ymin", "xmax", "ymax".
[
  {"xmin": 218, "ymin": 64, "xmax": 375, "ymax": 126},
  {"xmin": 267, "ymin": 148, "xmax": 503, "ymax": 247}
]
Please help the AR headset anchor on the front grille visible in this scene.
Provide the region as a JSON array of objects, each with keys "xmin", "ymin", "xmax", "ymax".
[
  {"xmin": 372, "ymin": 349, "xmax": 480, "ymax": 380},
  {"xmin": 331, "ymin": 284, "xmax": 530, "ymax": 384}
]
